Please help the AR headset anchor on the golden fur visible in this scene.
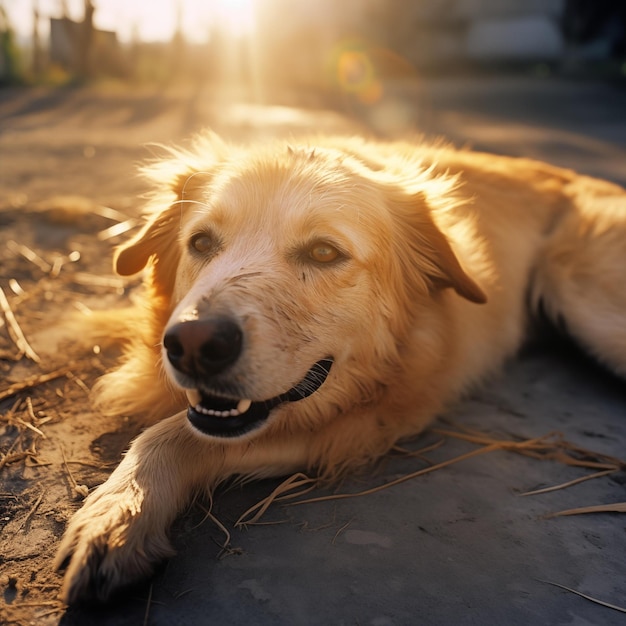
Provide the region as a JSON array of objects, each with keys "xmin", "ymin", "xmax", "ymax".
[{"xmin": 55, "ymin": 134, "xmax": 626, "ymax": 603}]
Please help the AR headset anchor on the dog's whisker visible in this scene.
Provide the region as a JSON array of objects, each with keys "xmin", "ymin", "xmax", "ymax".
[{"xmin": 170, "ymin": 198, "xmax": 213, "ymax": 212}]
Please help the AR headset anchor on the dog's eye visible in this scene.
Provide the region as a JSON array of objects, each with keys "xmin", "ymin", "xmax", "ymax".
[
  {"xmin": 308, "ymin": 242, "xmax": 341, "ymax": 264},
  {"xmin": 189, "ymin": 233, "xmax": 215, "ymax": 255}
]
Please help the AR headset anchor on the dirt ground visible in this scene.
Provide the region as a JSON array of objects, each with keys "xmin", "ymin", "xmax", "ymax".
[{"xmin": 1, "ymin": 79, "xmax": 625, "ymax": 626}]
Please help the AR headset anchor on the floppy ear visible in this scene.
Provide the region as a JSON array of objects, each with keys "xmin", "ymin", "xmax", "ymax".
[
  {"xmin": 116, "ymin": 205, "xmax": 182, "ymax": 277},
  {"xmin": 114, "ymin": 170, "xmax": 215, "ymax": 281},
  {"xmin": 115, "ymin": 132, "xmax": 228, "ymax": 281},
  {"xmin": 114, "ymin": 173, "xmax": 216, "ymax": 305},
  {"xmin": 415, "ymin": 215, "xmax": 487, "ymax": 304},
  {"xmin": 389, "ymin": 191, "xmax": 487, "ymax": 305},
  {"xmin": 113, "ymin": 202, "xmax": 189, "ymax": 304},
  {"xmin": 336, "ymin": 141, "xmax": 486, "ymax": 304}
]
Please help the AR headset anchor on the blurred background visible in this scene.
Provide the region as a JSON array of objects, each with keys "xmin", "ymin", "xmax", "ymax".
[
  {"xmin": 2, "ymin": 1, "xmax": 625, "ymax": 100},
  {"xmin": 1, "ymin": 1, "xmax": 626, "ymax": 203}
]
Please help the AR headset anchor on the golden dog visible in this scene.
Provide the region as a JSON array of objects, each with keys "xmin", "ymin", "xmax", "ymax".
[{"xmin": 55, "ymin": 134, "xmax": 626, "ymax": 603}]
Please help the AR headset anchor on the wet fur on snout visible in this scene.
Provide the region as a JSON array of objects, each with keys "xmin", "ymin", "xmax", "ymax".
[{"xmin": 55, "ymin": 133, "xmax": 626, "ymax": 603}]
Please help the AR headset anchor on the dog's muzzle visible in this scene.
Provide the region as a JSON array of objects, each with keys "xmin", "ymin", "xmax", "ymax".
[{"xmin": 163, "ymin": 317, "xmax": 333, "ymax": 438}]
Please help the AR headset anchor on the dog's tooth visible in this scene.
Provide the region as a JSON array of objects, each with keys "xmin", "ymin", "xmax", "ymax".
[
  {"xmin": 237, "ymin": 399, "xmax": 252, "ymax": 414},
  {"xmin": 186, "ymin": 389, "xmax": 202, "ymax": 407}
]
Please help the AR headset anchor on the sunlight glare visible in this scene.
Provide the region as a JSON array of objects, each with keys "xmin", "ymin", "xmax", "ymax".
[
  {"xmin": 126, "ymin": 0, "xmax": 257, "ymax": 43},
  {"xmin": 211, "ymin": 0, "xmax": 256, "ymax": 38},
  {"xmin": 15, "ymin": 0, "xmax": 259, "ymax": 44}
]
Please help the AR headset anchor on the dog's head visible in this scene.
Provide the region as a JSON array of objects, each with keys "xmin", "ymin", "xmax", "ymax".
[{"xmin": 115, "ymin": 134, "xmax": 486, "ymax": 440}]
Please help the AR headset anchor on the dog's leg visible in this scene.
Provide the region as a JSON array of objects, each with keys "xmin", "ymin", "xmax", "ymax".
[
  {"xmin": 532, "ymin": 188, "xmax": 626, "ymax": 378},
  {"xmin": 55, "ymin": 414, "xmax": 221, "ymax": 603},
  {"xmin": 55, "ymin": 412, "xmax": 315, "ymax": 604}
]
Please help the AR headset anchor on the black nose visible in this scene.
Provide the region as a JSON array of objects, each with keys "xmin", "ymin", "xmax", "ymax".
[{"xmin": 163, "ymin": 316, "xmax": 243, "ymax": 378}]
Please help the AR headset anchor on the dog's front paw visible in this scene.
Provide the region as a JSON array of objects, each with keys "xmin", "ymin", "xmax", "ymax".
[{"xmin": 55, "ymin": 488, "xmax": 175, "ymax": 604}]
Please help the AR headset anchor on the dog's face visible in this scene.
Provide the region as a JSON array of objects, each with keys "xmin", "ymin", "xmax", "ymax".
[{"xmin": 114, "ymin": 136, "xmax": 485, "ymax": 440}]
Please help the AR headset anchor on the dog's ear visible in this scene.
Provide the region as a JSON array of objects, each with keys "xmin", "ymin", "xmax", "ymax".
[
  {"xmin": 114, "ymin": 172, "xmax": 215, "ymax": 304},
  {"xmin": 115, "ymin": 205, "xmax": 178, "ymax": 277},
  {"xmin": 113, "ymin": 202, "xmax": 188, "ymax": 303},
  {"xmin": 114, "ymin": 170, "xmax": 213, "ymax": 278},
  {"xmin": 389, "ymin": 190, "xmax": 487, "ymax": 304},
  {"xmin": 338, "ymin": 144, "xmax": 486, "ymax": 304},
  {"xmin": 417, "ymin": 215, "xmax": 487, "ymax": 304},
  {"xmin": 115, "ymin": 133, "xmax": 227, "ymax": 284}
]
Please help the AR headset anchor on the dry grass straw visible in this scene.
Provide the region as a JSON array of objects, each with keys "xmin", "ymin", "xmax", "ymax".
[
  {"xmin": 15, "ymin": 490, "xmax": 45, "ymax": 534},
  {"xmin": 0, "ymin": 364, "xmax": 80, "ymax": 403},
  {"xmin": 0, "ymin": 286, "xmax": 40, "ymax": 363},
  {"xmin": 519, "ymin": 469, "xmax": 615, "ymax": 496},
  {"xmin": 545, "ymin": 502, "xmax": 626, "ymax": 517},
  {"xmin": 1, "ymin": 599, "xmax": 67, "ymax": 623},
  {"xmin": 143, "ymin": 583, "xmax": 154, "ymax": 626},
  {"xmin": 60, "ymin": 446, "xmax": 90, "ymax": 499},
  {"xmin": 538, "ymin": 579, "xmax": 626, "ymax": 614},
  {"xmin": 6, "ymin": 240, "xmax": 52, "ymax": 274},
  {"xmin": 236, "ymin": 421, "xmax": 625, "ymax": 527},
  {"xmin": 0, "ymin": 223, "xmax": 123, "ymax": 499},
  {"xmin": 0, "ymin": 399, "xmax": 42, "ymax": 471},
  {"xmin": 190, "ymin": 493, "xmax": 248, "ymax": 560}
]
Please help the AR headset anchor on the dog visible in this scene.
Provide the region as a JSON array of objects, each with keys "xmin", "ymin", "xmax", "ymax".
[{"xmin": 55, "ymin": 133, "xmax": 626, "ymax": 603}]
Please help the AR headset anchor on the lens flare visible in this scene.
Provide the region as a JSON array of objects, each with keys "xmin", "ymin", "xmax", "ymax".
[{"xmin": 329, "ymin": 40, "xmax": 381, "ymax": 104}]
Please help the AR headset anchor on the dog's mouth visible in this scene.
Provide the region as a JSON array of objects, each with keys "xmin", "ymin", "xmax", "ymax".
[{"xmin": 185, "ymin": 358, "xmax": 333, "ymax": 438}]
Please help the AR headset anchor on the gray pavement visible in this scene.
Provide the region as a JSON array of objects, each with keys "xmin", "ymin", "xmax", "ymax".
[{"xmin": 60, "ymin": 77, "xmax": 626, "ymax": 625}]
